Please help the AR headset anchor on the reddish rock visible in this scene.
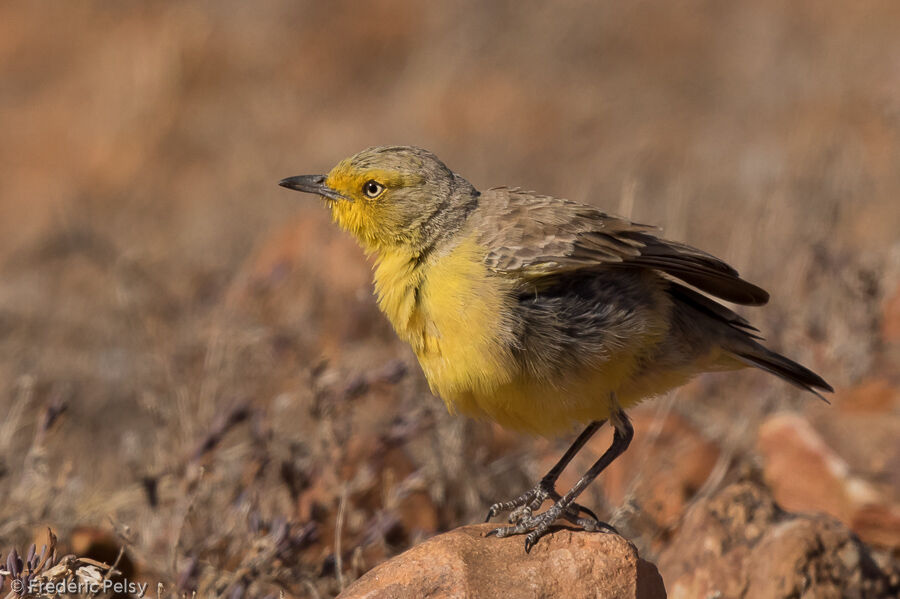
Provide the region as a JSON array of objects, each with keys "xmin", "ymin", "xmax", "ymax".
[
  {"xmin": 658, "ymin": 481, "xmax": 899, "ymax": 599},
  {"xmin": 758, "ymin": 411, "xmax": 877, "ymax": 522},
  {"xmin": 851, "ymin": 504, "xmax": 900, "ymax": 551},
  {"xmin": 758, "ymin": 411, "xmax": 900, "ymax": 549},
  {"xmin": 337, "ymin": 524, "xmax": 666, "ymax": 599}
]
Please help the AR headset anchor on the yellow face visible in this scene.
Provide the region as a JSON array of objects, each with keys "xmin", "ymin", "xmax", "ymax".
[{"xmin": 323, "ymin": 159, "xmax": 425, "ymax": 252}]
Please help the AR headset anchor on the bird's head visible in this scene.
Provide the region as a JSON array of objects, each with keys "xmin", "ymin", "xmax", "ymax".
[{"xmin": 280, "ymin": 146, "xmax": 476, "ymax": 254}]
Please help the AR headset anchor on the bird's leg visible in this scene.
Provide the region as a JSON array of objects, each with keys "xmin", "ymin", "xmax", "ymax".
[
  {"xmin": 488, "ymin": 407, "xmax": 634, "ymax": 552},
  {"xmin": 485, "ymin": 420, "xmax": 604, "ymax": 524}
]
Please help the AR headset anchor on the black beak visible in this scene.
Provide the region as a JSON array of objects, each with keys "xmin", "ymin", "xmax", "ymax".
[{"xmin": 278, "ymin": 175, "xmax": 349, "ymax": 201}]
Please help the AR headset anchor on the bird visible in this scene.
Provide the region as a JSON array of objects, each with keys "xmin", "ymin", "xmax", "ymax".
[{"xmin": 279, "ymin": 145, "xmax": 832, "ymax": 551}]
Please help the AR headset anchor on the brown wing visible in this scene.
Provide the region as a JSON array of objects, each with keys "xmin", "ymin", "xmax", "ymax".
[{"xmin": 477, "ymin": 188, "xmax": 769, "ymax": 306}]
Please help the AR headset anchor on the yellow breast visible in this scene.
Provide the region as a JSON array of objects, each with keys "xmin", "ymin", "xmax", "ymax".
[{"xmin": 372, "ymin": 235, "xmax": 518, "ymax": 399}]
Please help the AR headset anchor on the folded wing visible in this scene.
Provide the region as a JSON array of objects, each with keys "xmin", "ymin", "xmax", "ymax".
[{"xmin": 478, "ymin": 188, "xmax": 769, "ymax": 306}]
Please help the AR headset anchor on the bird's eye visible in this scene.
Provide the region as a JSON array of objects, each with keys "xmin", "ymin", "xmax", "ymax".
[{"xmin": 362, "ymin": 180, "xmax": 385, "ymax": 198}]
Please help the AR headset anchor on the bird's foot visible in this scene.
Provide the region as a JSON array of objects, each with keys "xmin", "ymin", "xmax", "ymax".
[
  {"xmin": 485, "ymin": 480, "xmax": 601, "ymax": 524},
  {"xmin": 485, "ymin": 495, "xmax": 616, "ymax": 552},
  {"xmin": 485, "ymin": 486, "xmax": 614, "ymax": 551}
]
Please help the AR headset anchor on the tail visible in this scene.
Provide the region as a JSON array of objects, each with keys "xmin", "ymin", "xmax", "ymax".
[
  {"xmin": 666, "ymin": 282, "xmax": 833, "ymax": 401},
  {"xmin": 733, "ymin": 344, "xmax": 834, "ymax": 402}
]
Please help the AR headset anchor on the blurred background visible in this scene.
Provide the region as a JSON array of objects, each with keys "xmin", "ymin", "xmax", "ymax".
[{"xmin": 1, "ymin": 0, "xmax": 898, "ymax": 597}]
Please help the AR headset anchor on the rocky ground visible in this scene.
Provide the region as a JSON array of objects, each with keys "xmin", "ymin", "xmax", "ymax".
[{"xmin": 1, "ymin": 1, "xmax": 899, "ymax": 597}]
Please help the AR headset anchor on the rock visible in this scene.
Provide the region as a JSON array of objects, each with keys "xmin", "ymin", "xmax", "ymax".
[
  {"xmin": 758, "ymin": 411, "xmax": 880, "ymax": 522},
  {"xmin": 658, "ymin": 480, "xmax": 899, "ymax": 599},
  {"xmin": 758, "ymin": 411, "xmax": 900, "ymax": 549},
  {"xmin": 851, "ymin": 504, "xmax": 900, "ymax": 552},
  {"xmin": 337, "ymin": 523, "xmax": 666, "ymax": 599}
]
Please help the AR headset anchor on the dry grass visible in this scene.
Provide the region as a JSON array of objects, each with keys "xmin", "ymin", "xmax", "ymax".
[{"xmin": 1, "ymin": 1, "xmax": 899, "ymax": 597}]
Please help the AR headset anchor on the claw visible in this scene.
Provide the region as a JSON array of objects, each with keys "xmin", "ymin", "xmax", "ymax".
[
  {"xmin": 484, "ymin": 504, "xmax": 500, "ymax": 522},
  {"xmin": 577, "ymin": 505, "xmax": 600, "ymax": 522},
  {"xmin": 487, "ymin": 524, "xmax": 520, "ymax": 538},
  {"xmin": 562, "ymin": 501, "xmax": 600, "ymax": 523}
]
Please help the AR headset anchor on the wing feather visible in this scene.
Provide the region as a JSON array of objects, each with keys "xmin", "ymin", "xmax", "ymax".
[{"xmin": 478, "ymin": 188, "xmax": 769, "ymax": 306}]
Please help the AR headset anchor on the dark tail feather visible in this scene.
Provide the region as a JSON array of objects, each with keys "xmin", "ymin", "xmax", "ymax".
[{"xmin": 734, "ymin": 345, "xmax": 833, "ymax": 402}]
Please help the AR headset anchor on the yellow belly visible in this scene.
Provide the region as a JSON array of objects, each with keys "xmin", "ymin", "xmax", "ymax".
[
  {"xmin": 443, "ymin": 362, "xmax": 705, "ymax": 436},
  {"xmin": 447, "ymin": 375, "xmax": 623, "ymax": 435}
]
